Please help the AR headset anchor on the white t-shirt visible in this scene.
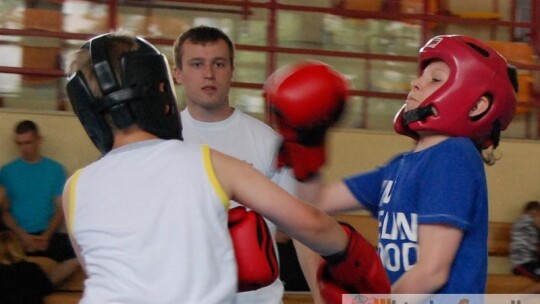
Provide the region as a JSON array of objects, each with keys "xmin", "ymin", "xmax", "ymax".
[{"xmin": 181, "ymin": 108, "xmax": 295, "ymax": 304}]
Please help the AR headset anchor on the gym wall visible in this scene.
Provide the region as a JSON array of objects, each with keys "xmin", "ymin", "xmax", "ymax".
[{"xmin": 0, "ymin": 109, "xmax": 538, "ymax": 224}]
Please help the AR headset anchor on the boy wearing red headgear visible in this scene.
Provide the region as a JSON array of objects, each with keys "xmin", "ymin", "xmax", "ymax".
[{"xmin": 271, "ymin": 35, "xmax": 518, "ymax": 298}]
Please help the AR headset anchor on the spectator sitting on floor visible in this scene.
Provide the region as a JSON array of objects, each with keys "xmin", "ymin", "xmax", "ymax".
[{"xmin": 510, "ymin": 200, "xmax": 540, "ymax": 293}]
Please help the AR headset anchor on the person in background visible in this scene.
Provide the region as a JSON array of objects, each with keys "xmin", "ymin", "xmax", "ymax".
[
  {"xmin": 172, "ymin": 25, "xmax": 297, "ymax": 303},
  {"xmin": 0, "ymin": 120, "xmax": 74, "ymax": 262},
  {"xmin": 510, "ymin": 201, "xmax": 540, "ymax": 282},
  {"xmin": 0, "ymin": 230, "xmax": 80, "ymax": 304}
]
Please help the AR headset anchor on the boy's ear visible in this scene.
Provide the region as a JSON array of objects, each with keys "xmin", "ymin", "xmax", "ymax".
[{"xmin": 469, "ymin": 96, "xmax": 490, "ymax": 117}]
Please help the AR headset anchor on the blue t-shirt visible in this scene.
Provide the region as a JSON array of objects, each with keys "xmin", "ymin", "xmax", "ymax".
[
  {"xmin": 344, "ymin": 137, "xmax": 488, "ymax": 293},
  {"xmin": 0, "ymin": 157, "xmax": 66, "ymax": 233}
]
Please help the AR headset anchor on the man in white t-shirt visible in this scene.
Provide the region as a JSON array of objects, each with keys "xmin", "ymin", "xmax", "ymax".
[{"xmin": 173, "ymin": 25, "xmax": 294, "ymax": 304}]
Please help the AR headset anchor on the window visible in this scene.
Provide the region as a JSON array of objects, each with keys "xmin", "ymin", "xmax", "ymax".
[{"xmin": 0, "ymin": 0, "xmax": 538, "ymax": 138}]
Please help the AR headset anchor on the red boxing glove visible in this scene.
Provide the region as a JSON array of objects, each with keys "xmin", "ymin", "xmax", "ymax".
[
  {"xmin": 317, "ymin": 223, "xmax": 390, "ymax": 302},
  {"xmin": 276, "ymin": 123, "xmax": 329, "ymax": 182},
  {"xmin": 228, "ymin": 206, "xmax": 279, "ymax": 292},
  {"xmin": 264, "ymin": 61, "xmax": 348, "ymax": 181}
]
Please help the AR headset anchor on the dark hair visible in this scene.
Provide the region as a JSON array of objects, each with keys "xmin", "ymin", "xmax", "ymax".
[
  {"xmin": 524, "ymin": 201, "xmax": 540, "ymax": 212},
  {"xmin": 15, "ymin": 120, "xmax": 39, "ymax": 135},
  {"xmin": 173, "ymin": 25, "xmax": 235, "ymax": 69}
]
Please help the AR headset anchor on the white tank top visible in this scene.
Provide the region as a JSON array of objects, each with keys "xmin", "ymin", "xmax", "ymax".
[{"xmin": 67, "ymin": 140, "xmax": 236, "ymax": 304}]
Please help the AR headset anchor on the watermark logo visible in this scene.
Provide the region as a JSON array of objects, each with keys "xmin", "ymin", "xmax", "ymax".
[{"xmin": 343, "ymin": 294, "xmax": 540, "ymax": 304}]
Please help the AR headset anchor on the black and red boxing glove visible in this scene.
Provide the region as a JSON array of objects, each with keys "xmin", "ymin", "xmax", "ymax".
[
  {"xmin": 263, "ymin": 61, "xmax": 348, "ymax": 181},
  {"xmin": 228, "ymin": 206, "xmax": 279, "ymax": 292},
  {"xmin": 317, "ymin": 223, "xmax": 390, "ymax": 303},
  {"xmin": 274, "ymin": 122, "xmax": 330, "ymax": 182}
]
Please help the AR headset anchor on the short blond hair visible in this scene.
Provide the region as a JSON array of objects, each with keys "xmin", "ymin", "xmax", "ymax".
[{"xmin": 65, "ymin": 31, "xmax": 139, "ymax": 98}]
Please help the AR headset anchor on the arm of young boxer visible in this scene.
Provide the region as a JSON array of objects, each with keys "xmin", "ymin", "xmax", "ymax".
[
  {"xmin": 292, "ymin": 240, "xmax": 325, "ymax": 303},
  {"xmin": 293, "ymin": 178, "xmax": 376, "ymax": 303},
  {"xmin": 292, "ymin": 176, "xmax": 325, "ymax": 304},
  {"xmin": 212, "ymin": 148, "xmax": 390, "ymax": 299},
  {"xmin": 391, "ymin": 224, "xmax": 463, "ymax": 293},
  {"xmin": 210, "ymin": 148, "xmax": 348, "ymax": 257}
]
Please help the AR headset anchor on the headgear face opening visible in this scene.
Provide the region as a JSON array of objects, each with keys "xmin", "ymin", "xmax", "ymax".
[
  {"xmin": 393, "ymin": 35, "xmax": 517, "ymax": 148},
  {"xmin": 66, "ymin": 33, "xmax": 182, "ymax": 153}
]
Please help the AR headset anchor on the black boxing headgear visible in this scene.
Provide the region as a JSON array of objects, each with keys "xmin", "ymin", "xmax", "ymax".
[{"xmin": 66, "ymin": 33, "xmax": 182, "ymax": 153}]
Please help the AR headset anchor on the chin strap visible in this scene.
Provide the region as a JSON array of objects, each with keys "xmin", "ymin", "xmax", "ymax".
[{"xmin": 402, "ymin": 105, "xmax": 436, "ymax": 124}]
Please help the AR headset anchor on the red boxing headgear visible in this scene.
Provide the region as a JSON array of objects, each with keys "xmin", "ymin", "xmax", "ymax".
[{"xmin": 393, "ymin": 35, "xmax": 517, "ymax": 148}]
